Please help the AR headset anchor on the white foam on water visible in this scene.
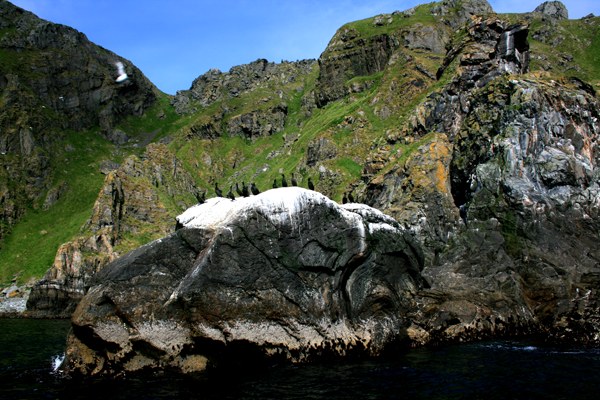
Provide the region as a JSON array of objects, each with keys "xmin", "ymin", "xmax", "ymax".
[{"xmin": 51, "ymin": 353, "xmax": 65, "ymax": 372}]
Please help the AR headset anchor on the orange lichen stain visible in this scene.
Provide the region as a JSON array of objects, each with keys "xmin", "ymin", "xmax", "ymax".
[{"xmin": 428, "ymin": 136, "xmax": 452, "ymax": 194}]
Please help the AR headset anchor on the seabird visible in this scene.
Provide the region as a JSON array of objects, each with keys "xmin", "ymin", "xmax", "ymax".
[
  {"xmin": 226, "ymin": 185, "xmax": 235, "ymax": 201},
  {"xmin": 242, "ymin": 181, "xmax": 250, "ymax": 197},
  {"xmin": 342, "ymin": 192, "xmax": 348, "ymax": 204},
  {"xmin": 235, "ymin": 183, "xmax": 243, "ymax": 197},
  {"xmin": 281, "ymin": 173, "xmax": 288, "ymax": 187},
  {"xmin": 291, "ymin": 173, "xmax": 298, "ymax": 186},
  {"xmin": 348, "ymin": 191, "xmax": 355, "ymax": 203},
  {"xmin": 251, "ymin": 182, "xmax": 260, "ymax": 195},
  {"xmin": 114, "ymin": 61, "xmax": 128, "ymax": 83},
  {"xmin": 272, "ymin": 179, "xmax": 278, "ymax": 189},
  {"xmin": 196, "ymin": 190, "xmax": 206, "ymax": 204},
  {"xmin": 214, "ymin": 182, "xmax": 223, "ymax": 197},
  {"xmin": 307, "ymin": 177, "xmax": 315, "ymax": 191}
]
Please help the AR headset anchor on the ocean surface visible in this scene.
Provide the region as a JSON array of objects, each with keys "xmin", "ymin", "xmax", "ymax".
[{"xmin": 2, "ymin": 318, "xmax": 600, "ymax": 399}]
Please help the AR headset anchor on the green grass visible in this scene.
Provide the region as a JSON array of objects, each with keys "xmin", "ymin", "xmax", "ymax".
[
  {"xmin": 0, "ymin": 129, "xmax": 113, "ymax": 285},
  {"xmin": 170, "ymin": 63, "xmax": 371, "ymax": 195},
  {"xmin": 527, "ymin": 16, "xmax": 600, "ymax": 87},
  {"xmin": 335, "ymin": 158, "xmax": 363, "ymax": 176},
  {"xmin": 345, "ymin": 3, "xmax": 437, "ymax": 38}
]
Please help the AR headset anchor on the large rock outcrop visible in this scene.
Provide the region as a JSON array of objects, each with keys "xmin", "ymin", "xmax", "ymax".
[
  {"xmin": 63, "ymin": 188, "xmax": 424, "ymax": 376},
  {"xmin": 364, "ymin": 14, "xmax": 600, "ymax": 345}
]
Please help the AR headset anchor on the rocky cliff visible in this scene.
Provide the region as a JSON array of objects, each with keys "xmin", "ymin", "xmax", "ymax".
[
  {"xmin": 361, "ymin": 10, "xmax": 600, "ymax": 345},
  {"xmin": 172, "ymin": 58, "xmax": 316, "ymax": 139},
  {"xmin": 1, "ymin": 0, "xmax": 599, "ymax": 374},
  {"xmin": 0, "ymin": 0, "xmax": 157, "ymax": 242},
  {"xmin": 26, "ymin": 143, "xmax": 203, "ymax": 317}
]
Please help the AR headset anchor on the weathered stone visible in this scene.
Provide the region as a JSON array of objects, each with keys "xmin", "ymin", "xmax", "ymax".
[
  {"xmin": 431, "ymin": 0, "xmax": 493, "ymax": 28},
  {"xmin": 105, "ymin": 129, "xmax": 129, "ymax": 145},
  {"xmin": 42, "ymin": 181, "xmax": 68, "ymax": 210},
  {"xmin": 306, "ymin": 137, "xmax": 338, "ymax": 166},
  {"xmin": 226, "ymin": 104, "xmax": 287, "ymax": 139},
  {"xmin": 403, "ymin": 24, "xmax": 448, "ymax": 53},
  {"xmin": 364, "ymin": 10, "xmax": 600, "ymax": 347},
  {"xmin": 185, "ymin": 116, "xmax": 222, "ymax": 139},
  {"xmin": 315, "ymin": 33, "xmax": 399, "ymax": 107},
  {"xmin": 63, "ymin": 188, "xmax": 424, "ymax": 376},
  {"xmin": 533, "ymin": 1, "xmax": 568, "ymax": 20}
]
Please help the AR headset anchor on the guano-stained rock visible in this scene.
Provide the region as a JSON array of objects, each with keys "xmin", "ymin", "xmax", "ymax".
[{"xmin": 63, "ymin": 188, "xmax": 424, "ymax": 376}]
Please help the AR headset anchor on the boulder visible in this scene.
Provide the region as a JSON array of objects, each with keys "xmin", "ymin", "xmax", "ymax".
[
  {"xmin": 533, "ymin": 1, "xmax": 569, "ymax": 20},
  {"xmin": 63, "ymin": 188, "xmax": 424, "ymax": 376}
]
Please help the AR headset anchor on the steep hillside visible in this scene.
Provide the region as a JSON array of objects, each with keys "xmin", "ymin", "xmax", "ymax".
[
  {"xmin": 0, "ymin": 0, "xmax": 598, "ymax": 335},
  {"xmin": 0, "ymin": 0, "xmax": 169, "ymax": 284},
  {"xmin": 59, "ymin": 0, "xmax": 600, "ymax": 370}
]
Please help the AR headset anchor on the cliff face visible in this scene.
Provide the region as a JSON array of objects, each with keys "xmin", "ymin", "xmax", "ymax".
[
  {"xmin": 26, "ymin": 144, "xmax": 203, "ymax": 317},
  {"xmin": 363, "ymin": 14, "xmax": 600, "ymax": 344},
  {"xmin": 0, "ymin": 0, "xmax": 157, "ymax": 241},
  {"xmin": 2, "ymin": 0, "xmax": 600, "ymax": 368},
  {"xmin": 314, "ymin": 0, "xmax": 494, "ymax": 107}
]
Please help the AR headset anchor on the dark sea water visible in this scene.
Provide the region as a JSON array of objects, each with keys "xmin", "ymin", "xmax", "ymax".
[{"xmin": 2, "ymin": 318, "xmax": 600, "ymax": 400}]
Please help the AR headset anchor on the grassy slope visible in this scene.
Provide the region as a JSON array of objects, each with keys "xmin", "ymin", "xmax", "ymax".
[
  {"xmin": 0, "ymin": 93, "xmax": 177, "ymax": 285},
  {"xmin": 530, "ymin": 16, "xmax": 600, "ymax": 88},
  {"xmin": 2, "ymin": 8, "xmax": 599, "ymax": 286},
  {"xmin": 0, "ymin": 129, "xmax": 111, "ymax": 284},
  {"xmin": 169, "ymin": 4, "xmax": 448, "ymax": 202}
]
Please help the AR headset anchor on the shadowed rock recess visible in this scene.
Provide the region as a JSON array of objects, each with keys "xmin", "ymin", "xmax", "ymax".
[{"xmin": 64, "ymin": 188, "xmax": 424, "ymax": 375}]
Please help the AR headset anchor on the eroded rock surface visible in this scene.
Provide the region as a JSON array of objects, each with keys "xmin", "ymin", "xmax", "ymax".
[
  {"xmin": 63, "ymin": 188, "xmax": 424, "ymax": 376},
  {"xmin": 363, "ymin": 13, "xmax": 600, "ymax": 346}
]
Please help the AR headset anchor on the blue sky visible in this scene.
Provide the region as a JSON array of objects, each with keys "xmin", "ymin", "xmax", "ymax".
[{"xmin": 9, "ymin": 0, "xmax": 600, "ymax": 94}]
